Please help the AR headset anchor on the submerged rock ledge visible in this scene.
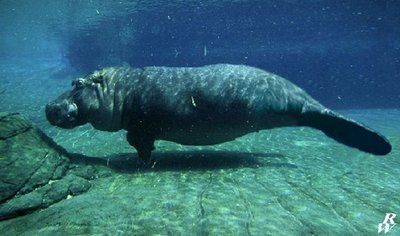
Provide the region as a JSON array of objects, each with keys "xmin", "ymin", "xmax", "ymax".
[
  {"xmin": 0, "ymin": 111, "xmax": 398, "ymax": 234},
  {"xmin": 0, "ymin": 112, "xmax": 93, "ymax": 220}
]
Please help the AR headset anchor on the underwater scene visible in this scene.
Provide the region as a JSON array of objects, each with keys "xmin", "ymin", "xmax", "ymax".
[{"xmin": 0, "ymin": 0, "xmax": 399, "ymax": 235}]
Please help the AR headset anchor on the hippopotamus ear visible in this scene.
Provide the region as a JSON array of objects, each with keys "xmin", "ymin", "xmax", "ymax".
[
  {"xmin": 92, "ymin": 76, "xmax": 104, "ymax": 84},
  {"xmin": 91, "ymin": 75, "xmax": 106, "ymax": 88}
]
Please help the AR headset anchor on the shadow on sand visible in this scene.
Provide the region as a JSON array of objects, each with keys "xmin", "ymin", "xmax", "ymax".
[{"xmin": 69, "ymin": 150, "xmax": 297, "ymax": 173}]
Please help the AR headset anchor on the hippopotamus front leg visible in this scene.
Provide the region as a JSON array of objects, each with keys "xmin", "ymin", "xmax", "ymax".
[{"xmin": 126, "ymin": 131, "xmax": 155, "ymax": 164}]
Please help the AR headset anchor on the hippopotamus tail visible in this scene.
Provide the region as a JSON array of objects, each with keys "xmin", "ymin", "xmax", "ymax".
[{"xmin": 299, "ymin": 110, "xmax": 392, "ymax": 155}]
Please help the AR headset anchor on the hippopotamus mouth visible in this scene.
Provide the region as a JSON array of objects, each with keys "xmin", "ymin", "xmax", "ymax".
[{"xmin": 45, "ymin": 100, "xmax": 79, "ymax": 128}]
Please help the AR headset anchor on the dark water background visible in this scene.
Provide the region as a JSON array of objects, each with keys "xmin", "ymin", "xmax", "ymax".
[
  {"xmin": 1, "ymin": 1, "xmax": 400, "ymax": 234},
  {"xmin": 1, "ymin": 0, "xmax": 399, "ymax": 109}
]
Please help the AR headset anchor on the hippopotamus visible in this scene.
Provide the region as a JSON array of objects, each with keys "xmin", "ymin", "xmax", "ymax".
[{"xmin": 45, "ymin": 64, "xmax": 392, "ymax": 163}]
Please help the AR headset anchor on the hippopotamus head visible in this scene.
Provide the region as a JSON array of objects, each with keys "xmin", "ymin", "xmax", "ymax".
[{"xmin": 45, "ymin": 69, "xmax": 124, "ymax": 131}]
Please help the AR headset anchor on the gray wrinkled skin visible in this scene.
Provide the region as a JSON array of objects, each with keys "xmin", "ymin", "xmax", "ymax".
[{"xmin": 46, "ymin": 64, "xmax": 391, "ymax": 163}]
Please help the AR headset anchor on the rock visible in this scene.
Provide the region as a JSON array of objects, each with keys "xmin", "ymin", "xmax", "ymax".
[
  {"xmin": 0, "ymin": 174, "xmax": 91, "ymax": 219},
  {"xmin": 67, "ymin": 164, "xmax": 97, "ymax": 180},
  {"xmin": 0, "ymin": 112, "xmax": 92, "ymax": 221},
  {"xmin": 0, "ymin": 111, "xmax": 398, "ymax": 234}
]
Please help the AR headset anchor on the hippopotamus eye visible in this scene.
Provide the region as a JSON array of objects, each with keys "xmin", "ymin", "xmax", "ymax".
[{"xmin": 72, "ymin": 79, "xmax": 85, "ymax": 89}]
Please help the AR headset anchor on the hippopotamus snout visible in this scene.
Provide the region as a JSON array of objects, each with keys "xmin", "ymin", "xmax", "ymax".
[{"xmin": 45, "ymin": 100, "xmax": 78, "ymax": 128}]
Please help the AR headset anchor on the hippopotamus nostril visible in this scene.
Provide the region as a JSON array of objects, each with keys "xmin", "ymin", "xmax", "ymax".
[
  {"xmin": 45, "ymin": 103, "xmax": 63, "ymax": 125},
  {"xmin": 45, "ymin": 100, "xmax": 80, "ymax": 128}
]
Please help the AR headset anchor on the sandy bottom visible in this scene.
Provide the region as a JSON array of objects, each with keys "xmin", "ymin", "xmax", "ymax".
[{"xmin": 0, "ymin": 58, "xmax": 399, "ymax": 235}]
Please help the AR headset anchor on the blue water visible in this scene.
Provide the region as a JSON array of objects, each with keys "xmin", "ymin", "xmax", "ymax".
[{"xmin": 0, "ymin": 1, "xmax": 399, "ymax": 234}]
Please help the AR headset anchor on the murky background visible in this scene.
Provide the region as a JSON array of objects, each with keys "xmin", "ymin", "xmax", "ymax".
[{"xmin": 0, "ymin": 0, "xmax": 399, "ymax": 234}]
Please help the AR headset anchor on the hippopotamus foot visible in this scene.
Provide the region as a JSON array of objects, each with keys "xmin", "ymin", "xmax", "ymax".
[{"xmin": 127, "ymin": 131, "xmax": 155, "ymax": 164}]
